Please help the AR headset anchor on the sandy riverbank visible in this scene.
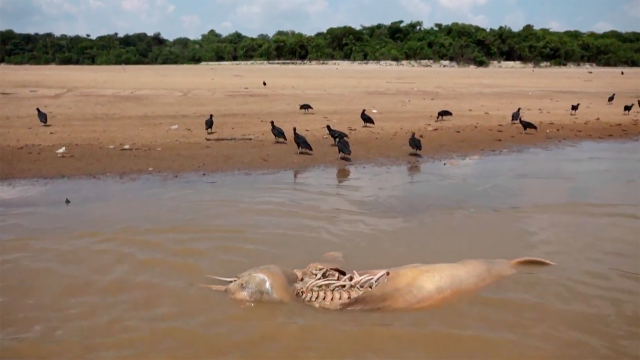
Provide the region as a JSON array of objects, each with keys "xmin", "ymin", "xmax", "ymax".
[{"xmin": 0, "ymin": 65, "xmax": 638, "ymax": 180}]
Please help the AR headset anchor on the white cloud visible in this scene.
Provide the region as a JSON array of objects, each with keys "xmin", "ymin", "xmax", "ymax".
[
  {"xmin": 221, "ymin": 21, "xmax": 233, "ymax": 29},
  {"xmin": 121, "ymin": 0, "xmax": 174, "ymax": 16},
  {"xmin": 592, "ymin": 21, "xmax": 613, "ymax": 32},
  {"xmin": 115, "ymin": 0, "xmax": 175, "ymax": 31},
  {"xmin": 36, "ymin": 0, "xmax": 81, "ymax": 14},
  {"xmin": 222, "ymin": 0, "xmax": 328, "ymax": 17},
  {"xmin": 180, "ymin": 15, "xmax": 200, "ymax": 29},
  {"xmin": 624, "ymin": 0, "xmax": 640, "ymax": 18},
  {"xmin": 468, "ymin": 13, "xmax": 488, "ymax": 27},
  {"xmin": 547, "ymin": 21, "xmax": 566, "ymax": 31},
  {"xmin": 121, "ymin": 0, "xmax": 148, "ymax": 13},
  {"xmin": 219, "ymin": 0, "xmax": 329, "ymax": 31},
  {"xmin": 430, "ymin": 0, "xmax": 489, "ymax": 29},
  {"xmin": 179, "ymin": 14, "xmax": 201, "ymax": 38},
  {"xmin": 504, "ymin": 9, "xmax": 525, "ymax": 29},
  {"xmin": 399, "ymin": 0, "xmax": 431, "ymax": 19},
  {"xmin": 436, "ymin": 0, "xmax": 488, "ymax": 11},
  {"xmin": 89, "ymin": 0, "xmax": 104, "ymax": 8}
]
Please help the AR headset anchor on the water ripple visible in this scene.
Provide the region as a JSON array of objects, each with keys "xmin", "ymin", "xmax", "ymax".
[{"xmin": 1, "ymin": 141, "xmax": 639, "ymax": 359}]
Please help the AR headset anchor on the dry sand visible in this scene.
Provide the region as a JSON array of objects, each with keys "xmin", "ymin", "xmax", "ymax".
[{"xmin": 0, "ymin": 65, "xmax": 638, "ymax": 180}]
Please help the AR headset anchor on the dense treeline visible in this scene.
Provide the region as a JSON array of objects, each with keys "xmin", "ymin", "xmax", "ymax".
[{"xmin": 1, "ymin": 21, "xmax": 639, "ymax": 67}]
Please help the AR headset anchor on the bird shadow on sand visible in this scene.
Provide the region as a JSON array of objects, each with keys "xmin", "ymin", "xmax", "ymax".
[
  {"xmin": 273, "ymin": 141, "xmax": 288, "ymax": 145},
  {"xmin": 206, "ymin": 131, "xmax": 217, "ymax": 135},
  {"xmin": 296, "ymin": 152, "xmax": 313, "ymax": 156},
  {"xmin": 42, "ymin": 124, "xmax": 52, "ymax": 127},
  {"xmin": 409, "ymin": 153, "xmax": 423, "ymax": 158},
  {"xmin": 339, "ymin": 157, "xmax": 352, "ymax": 162},
  {"xmin": 362, "ymin": 125, "xmax": 374, "ymax": 128},
  {"xmin": 302, "ymin": 113, "xmax": 315, "ymax": 115}
]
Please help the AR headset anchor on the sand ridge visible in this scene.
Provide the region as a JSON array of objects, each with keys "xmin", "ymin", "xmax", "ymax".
[{"xmin": 0, "ymin": 65, "xmax": 639, "ymax": 180}]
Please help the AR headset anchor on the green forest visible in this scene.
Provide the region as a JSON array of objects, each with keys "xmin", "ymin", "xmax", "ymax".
[{"xmin": 1, "ymin": 21, "xmax": 639, "ymax": 67}]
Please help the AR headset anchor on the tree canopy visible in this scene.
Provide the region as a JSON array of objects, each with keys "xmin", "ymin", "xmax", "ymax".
[{"xmin": 1, "ymin": 21, "xmax": 638, "ymax": 67}]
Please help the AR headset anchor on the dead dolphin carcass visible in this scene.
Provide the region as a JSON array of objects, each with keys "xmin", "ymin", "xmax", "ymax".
[{"xmin": 203, "ymin": 256, "xmax": 556, "ymax": 311}]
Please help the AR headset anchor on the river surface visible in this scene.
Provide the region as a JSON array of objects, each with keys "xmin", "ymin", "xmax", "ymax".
[{"xmin": 1, "ymin": 141, "xmax": 639, "ymax": 360}]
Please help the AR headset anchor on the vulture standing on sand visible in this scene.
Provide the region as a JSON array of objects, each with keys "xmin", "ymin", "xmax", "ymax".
[
  {"xmin": 205, "ymin": 114, "xmax": 214, "ymax": 134},
  {"xmin": 36, "ymin": 108, "xmax": 48, "ymax": 125},
  {"xmin": 519, "ymin": 118, "xmax": 538, "ymax": 134},
  {"xmin": 607, "ymin": 93, "xmax": 615, "ymax": 104},
  {"xmin": 436, "ymin": 110, "xmax": 453, "ymax": 122},
  {"xmin": 570, "ymin": 103, "xmax": 580, "ymax": 115},
  {"xmin": 270, "ymin": 120, "xmax": 287, "ymax": 143},
  {"xmin": 623, "ymin": 104, "xmax": 634, "ymax": 115},
  {"xmin": 299, "ymin": 104, "xmax": 313, "ymax": 113},
  {"xmin": 326, "ymin": 125, "xmax": 348, "ymax": 145},
  {"xmin": 336, "ymin": 137, "xmax": 351, "ymax": 160},
  {"xmin": 293, "ymin": 127, "xmax": 313, "ymax": 154},
  {"xmin": 360, "ymin": 109, "xmax": 375, "ymax": 126},
  {"xmin": 511, "ymin": 108, "xmax": 521, "ymax": 122},
  {"xmin": 409, "ymin": 132, "xmax": 422, "ymax": 154}
]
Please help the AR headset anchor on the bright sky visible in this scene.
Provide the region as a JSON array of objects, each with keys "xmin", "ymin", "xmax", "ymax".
[{"xmin": 0, "ymin": 0, "xmax": 638, "ymax": 39}]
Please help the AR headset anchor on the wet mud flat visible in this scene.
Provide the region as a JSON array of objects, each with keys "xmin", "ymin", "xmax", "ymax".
[{"xmin": 1, "ymin": 65, "xmax": 639, "ymax": 180}]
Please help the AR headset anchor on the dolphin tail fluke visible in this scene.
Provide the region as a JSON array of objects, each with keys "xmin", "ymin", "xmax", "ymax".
[{"xmin": 510, "ymin": 257, "xmax": 556, "ymax": 266}]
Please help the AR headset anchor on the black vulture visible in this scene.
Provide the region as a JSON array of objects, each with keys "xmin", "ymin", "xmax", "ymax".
[
  {"xmin": 336, "ymin": 137, "xmax": 351, "ymax": 160},
  {"xmin": 623, "ymin": 103, "xmax": 634, "ymax": 115},
  {"xmin": 205, "ymin": 114, "xmax": 214, "ymax": 134},
  {"xmin": 607, "ymin": 93, "xmax": 615, "ymax": 104},
  {"xmin": 270, "ymin": 120, "xmax": 287, "ymax": 142},
  {"xmin": 293, "ymin": 127, "xmax": 313, "ymax": 154},
  {"xmin": 36, "ymin": 108, "xmax": 48, "ymax": 125},
  {"xmin": 436, "ymin": 110, "xmax": 453, "ymax": 122},
  {"xmin": 326, "ymin": 125, "xmax": 348, "ymax": 145},
  {"xmin": 570, "ymin": 103, "xmax": 580, "ymax": 115},
  {"xmin": 263, "ymin": 81, "xmax": 267, "ymax": 87},
  {"xmin": 511, "ymin": 107, "xmax": 521, "ymax": 122},
  {"xmin": 408, "ymin": 132, "xmax": 422, "ymax": 154},
  {"xmin": 65, "ymin": 198, "xmax": 70, "ymax": 206},
  {"xmin": 360, "ymin": 109, "xmax": 375, "ymax": 126},
  {"xmin": 519, "ymin": 118, "xmax": 538, "ymax": 134},
  {"xmin": 299, "ymin": 104, "xmax": 313, "ymax": 113}
]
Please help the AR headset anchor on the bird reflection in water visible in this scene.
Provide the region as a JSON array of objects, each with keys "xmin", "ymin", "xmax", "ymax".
[
  {"xmin": 407, "ymin": 162, "xmax": 421, "ymax": 181},
  {"xmin": 336, "ymin": 167, "xmax": 351, "ymax": 184},
  {"xmin": 293, "ymin": 169, "xmax": 304, "ymax": 183}
]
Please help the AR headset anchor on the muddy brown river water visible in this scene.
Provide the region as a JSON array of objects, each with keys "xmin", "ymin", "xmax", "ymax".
[{"xmin": 1, "ymin": 141, "xmax": 639, "ymax": 360}]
